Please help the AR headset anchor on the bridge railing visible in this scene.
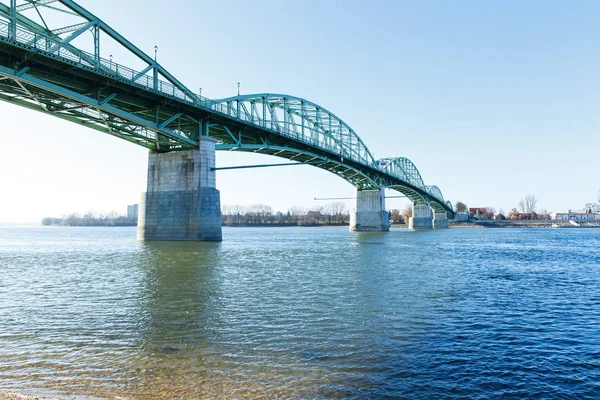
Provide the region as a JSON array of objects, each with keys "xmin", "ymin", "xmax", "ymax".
[
  {"xmin": 0, "ymin": 20, "xmax": 353, "ymax": 161},
  {"xmin": 0, "ymin": 19, "xmax": 374, "ymax": 166},
  {"xmin": 0, "ymin": 19, "xmax": 199, "ymax": 104},
  {"xmin": 205, "ymin": 99, "xmax": 377, "ymax": 168},
  {"xmin": 0, "ymin": 20, "xmax": 452, "ymax": 211}
]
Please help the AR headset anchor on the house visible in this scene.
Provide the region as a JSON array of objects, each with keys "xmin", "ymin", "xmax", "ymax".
[
  {"xmin": 468, "ymin": 208, "xmax": 488, "ymax": 219},
  {"xmin": 551, "ymin": 210, "xmax": 600, "ymax": 221}
]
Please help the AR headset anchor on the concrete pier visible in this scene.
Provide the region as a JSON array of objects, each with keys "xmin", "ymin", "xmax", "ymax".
[
  {"xmin": 137, "ymin": 137, "xmax": 222, "ymax": 241},
  {"xmin": 350, "ymin": 188, "xmax": 390, "ymax": 231},
  {"xmin": 409, "ymin": 203, "xmax": 433, "ymax": 229},
  {"xmin": 433, "ymin": 211, "xmax": 448, "ymax": 229}
]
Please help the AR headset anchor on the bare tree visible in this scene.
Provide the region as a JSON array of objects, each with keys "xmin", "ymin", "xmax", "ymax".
[
  {"xmin": 538, "ymin": 209, "xmax": 550, "ymax": 219},
  {"xmin": 518, "ymin": 199, "xmax": 525, "ymax": 213},
  {"xmin": 402, "ymin": 205, "xmax": 413, "ymax": 224},
  {"xmin": 325, "ymin": 201, "xmax": 347, "ymax": 215},
  {"xmin": 519, "ymin": 194, "xmax": 537, "ymax": 214},
  {"xmin": 288, "ymin": 206, "xmax": 307, "ymax": 216},
  {"xmin": 482, "ymin": 207, "xmax": 496, "ymax": 220},
  {"xmin": 221, "ymin": 205, "xmax": 232, "ymax": 216},
  {"xmin": 525, "ymin": 194, "xmax": 538, "ymax": 213},
  {"xmin": 455, "ymin": 201, "xmax": 467, "ymax": 213}
]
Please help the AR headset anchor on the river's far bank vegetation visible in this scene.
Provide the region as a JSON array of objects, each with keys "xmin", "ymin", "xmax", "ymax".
[
  {"xmin": 42, "ymin": 212, "xmax": 136, "ymax": 227},
  {"xmin": 221, "ymin": 203, "xmax": 350, "ymax": 226},
  {"xmin": 41, "ymin": 202, "xmax": 353, "ymax": 227}
]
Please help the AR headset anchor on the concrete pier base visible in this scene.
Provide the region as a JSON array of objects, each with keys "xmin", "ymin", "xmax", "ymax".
[
  {"xmin": 137, "ymin": 137, "xmax": 222, "ymax": 241},
  {"xmin": 409, "ymin": 204, "xmax": 433, "ymax": 229},
  {"xmin": 350, "ymin": 188, "xmax": 389, "ymax": 232},
  {"xmin": 433, "ymin": 211, "xmax": 448, "ymax": 229}
]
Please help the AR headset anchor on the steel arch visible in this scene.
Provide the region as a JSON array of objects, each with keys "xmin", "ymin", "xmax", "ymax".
[
  {"xmin": 209, "ymin": 94, "xmax": 376, "ymax": 168},
  {"xmin": 426, "ymin": 185, "xmax": 445, "ymax": 203},
  {"xmin": 377, "ymin": 157, "xmax": 427, "ymax": 191},
  {"xmin": 0, "ymin": 0, "xmax": 456, "ymax": 217}
]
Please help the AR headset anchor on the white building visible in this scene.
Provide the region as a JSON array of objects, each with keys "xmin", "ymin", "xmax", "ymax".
[
  {"xmin": 551, "ymin": 210, "xmax": 600, "ymax": 221},
  {"xmin": 127, "ymin": 204, "xmax": 139, "ymax": 219}
]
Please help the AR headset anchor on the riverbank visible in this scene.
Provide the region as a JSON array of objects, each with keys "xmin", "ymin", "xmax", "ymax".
[
  {"xmin": 0, "ymin": 393, "xmax": 57, "ymax": 400},
  {"xmin": 0, "ymin": 391, "xmax": 102, "ymax": 400},
  {"xmin": 450, "ymin": 220, "xmax": 600, "ymax": 228}
]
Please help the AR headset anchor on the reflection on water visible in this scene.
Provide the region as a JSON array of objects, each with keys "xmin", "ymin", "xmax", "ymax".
[{"xmin": 1, "ymin": 226, "xmax": 600, "ymax": 398}]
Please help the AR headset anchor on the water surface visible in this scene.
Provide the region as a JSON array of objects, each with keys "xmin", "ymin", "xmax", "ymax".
[{"xmin": 0, "ymin": 226, "xmax": 599, "ymax": 398}]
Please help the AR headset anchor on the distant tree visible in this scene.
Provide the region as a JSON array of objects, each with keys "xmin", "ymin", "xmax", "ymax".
[
  {"xmin": 288, "ymin": 206, "xmax": 307, "ymax": 216},
  {"xmin": 221, "ymin": 205, "xmax": 232, "ymax": 216},
  {"xmin": 402, "ymin": 205, "xmax": 413, "ymax": 224},
  {"xmin": 518, "ymin": 199, "xmax": 525, "ymax": 213},
  {"xmin": 455, "ymin": 201, "xmax": 467, "ymax": 213},
  {"xmin": 41, "ymin": 217, "xmax": 62, "ymax": 226},
  {"xmin": 63, "ymin": 213, "xmax": 81, "ymax": 226},
  {"xmin": 518, "ymin": 194, "xmax": 537, "ymax": 214},
  {"xmin": 323, "ymin": 202, "xmax": 348, "ymax": 224},
  {"xmin": 324, "ymin": 201, "xmax": 346, "ymax": 216},
  {"xmin": 482, "ymin": 207, "xmax": 496, "ymax": 220},
  {"xmin": 390, "ymin": 209, "xmax": 402, "ymax": 223}
]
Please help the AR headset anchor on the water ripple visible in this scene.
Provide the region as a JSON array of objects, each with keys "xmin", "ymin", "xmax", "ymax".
[{"xmin": 0, "ymin": 226, "xmax": 599, "ymax": 398}]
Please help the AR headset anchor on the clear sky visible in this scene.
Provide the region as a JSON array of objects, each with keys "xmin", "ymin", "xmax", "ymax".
[{"xmin": 1, "ymin": 0, "xmax": 599, "ymax": 223}]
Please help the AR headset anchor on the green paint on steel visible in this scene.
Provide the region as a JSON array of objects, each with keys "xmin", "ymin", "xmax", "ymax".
[
  {"xmin": 0, "ymin": 0, "xmax": 455, "ymax": 217},
  {"xmin": 212, "ymin": 161, "xmax": 324, "ymax": 171}
]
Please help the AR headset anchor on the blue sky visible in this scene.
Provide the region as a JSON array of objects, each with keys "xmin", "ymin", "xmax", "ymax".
[{"xmin": 1, "ymin": 0, "xmax": 599, "ymax": 222}]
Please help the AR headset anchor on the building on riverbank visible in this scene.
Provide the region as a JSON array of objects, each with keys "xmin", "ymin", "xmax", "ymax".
[
  {"xmin": 127, "ymin": 204, "xmax": 139, "ymax": 219},
  {"xmin": 551, "ymin": 210, "xmax": 600, "ymax": 221}
]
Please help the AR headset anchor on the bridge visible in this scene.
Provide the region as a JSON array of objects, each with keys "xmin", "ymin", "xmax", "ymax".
[{"xmin": 0, "ymin": 0, "xmax": 455, "ymax": 241}]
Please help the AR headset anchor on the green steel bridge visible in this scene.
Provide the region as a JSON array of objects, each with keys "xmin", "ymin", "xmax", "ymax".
[{"xmin": 0, "ymin": 0, "xmax": 454, "ymax": 216}]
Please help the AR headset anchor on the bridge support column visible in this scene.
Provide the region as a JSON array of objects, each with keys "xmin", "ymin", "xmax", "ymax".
[
  {"xmin": 350, "ymin": 188, "xmax": 389, "ymax": 232},
  {"xmin": 433, "ymin": 211, "xmax": 448, "ymax": 229},
  {"xmin": 409, "ymin": 204, "xmax": 433, "ymax": 229},
  {"xmin": 137, "ymin": 137, "xmax": 222, "ymax": 241}
]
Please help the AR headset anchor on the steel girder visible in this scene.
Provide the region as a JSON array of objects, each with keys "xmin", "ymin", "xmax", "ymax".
[
  {"xmin": 209, "ymin": 96, "xmax": 453, "ymax": 215},
  {"xmin": 211, "ymin": 94, "xmax": 376, "ymax": 168},
  {"xmin": 0, "ymin": 0, "xmax": 455, "ymax": 217},
  {"xmin": 373, "ymin": 157, "xmax": 449, "ymax": 212}
]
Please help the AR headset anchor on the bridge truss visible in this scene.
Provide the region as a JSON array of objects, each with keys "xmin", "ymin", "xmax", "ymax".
[{"xmin": 0, "ymin": 0, "xmax": 455, "ymax": 216}]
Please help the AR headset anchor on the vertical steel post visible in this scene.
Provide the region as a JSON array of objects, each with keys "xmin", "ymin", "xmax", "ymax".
[
  {"xmin": 301, "ymin": 101, "xmax": 305, "ymax": 138},
  {"xmin": 93, "ymin": 24, "xmax": 100, "ymax": 68},
  {"xmin": 262, "ymin": 97, "xmax": 266, "ymax": 128},
  {"xmin": 283, "ymin": 97, "xmax": 287, "ymax": 134},
  {"xmin": 153, "ymin": 66, "xmax": 158, "ymax": 90},
  {"xmin": 9, "ymin": 0, "xmax": 17, "ymax": 39},
  {"xmin": 199, "ymin": 119, "xmax": 209, "ymax": 137}
]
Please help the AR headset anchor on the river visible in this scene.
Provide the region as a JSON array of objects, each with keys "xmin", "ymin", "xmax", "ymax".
[{"xmin": 0, "ymin": 226, "xmax": 599, "ymax": 399}]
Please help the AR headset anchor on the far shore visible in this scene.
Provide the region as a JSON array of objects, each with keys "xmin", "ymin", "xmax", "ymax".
[
  {"xmin": 449, "ymin": 220, "xmax": 600, "ymax": 228},
  {"xmin": 5, "ymin": 220, "xmax": 600, "ymax": 229}
]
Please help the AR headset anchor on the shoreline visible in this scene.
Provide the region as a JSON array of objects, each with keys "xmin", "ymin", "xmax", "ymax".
[
  {"xmin": 6, "ymin": 222, "xmax": 600, "ymax": 230},
  {"xmin": 0, "ymin": 391, "xmax": 106, "ymax": 400},
  {"xmin": 449, "ymin": 221, "xmax": 600, "ymax": 228}
]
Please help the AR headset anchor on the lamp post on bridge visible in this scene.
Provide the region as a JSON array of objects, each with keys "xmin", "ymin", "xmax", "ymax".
[
  {"xmin": 154, "ymin": 45, "xmax": 158, "ymax": 62},
  {"xmin": 237, "ymin": 82, "xmax": 240, "ymax": 96},
  {"xmin": 199, "ymin": 88, "xmax": 202, "ymax": 98}
]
